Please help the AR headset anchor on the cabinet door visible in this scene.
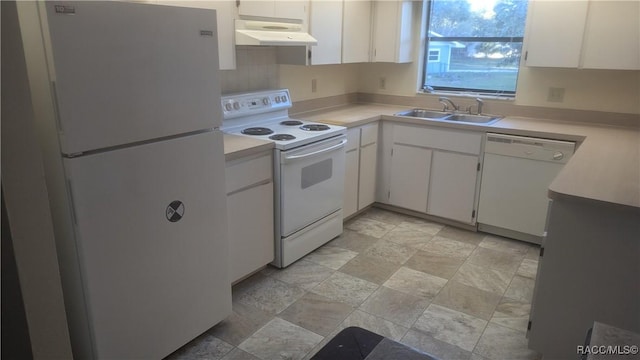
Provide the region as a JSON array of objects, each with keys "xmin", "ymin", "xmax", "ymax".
[
  {"xmin": 155, "ymin": 0, "xmax": 236, "ymax": 70},
  {"xmin": 582, "ymin": 1, "xmax": 640, "ymax": 70},
  {"xmin": 342, "ymin": 0, "xmax": 371, "ymax": 63},
  {"xmin": 372, "ymin": 0, "xmax": 413, "ymax": 63},
  {"xmin": 524, "ymin": 1, "xmax": 588, "ymax": 68},
  {"xmin": 310, "ymin": 0, "xmax": 343, "ymax": 65},
  {"xmin": 344, "ymin": 148, "xmax": 360, "ymax": 218},
  {"xmin": 358, "ymin": 142, "xmax": 377, "ymax": 210},
  {"xmin": 427, "ymin": 151, "xmax": 478, "ymax": 224},
  {"xmin": 388, "ymin": 144, "xmax": 431, "ymax": 213}
]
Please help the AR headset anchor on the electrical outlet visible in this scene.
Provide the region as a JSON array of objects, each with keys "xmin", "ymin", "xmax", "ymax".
[
  {"xmin": 311, "ymin": 79, "xmax": 317, "ymax": 93},
  {"xmin": 547, "ymin": 87, "xmax": 565, "ymax": 102},
  {"xmin": 379, "ymin": 77, "xmax": 386, "ymax": 90}
]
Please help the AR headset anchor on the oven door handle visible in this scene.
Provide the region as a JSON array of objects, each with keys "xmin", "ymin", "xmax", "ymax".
[{"xmin": 284, "ymin": 139, "xmax": 347, "ymax": 160}]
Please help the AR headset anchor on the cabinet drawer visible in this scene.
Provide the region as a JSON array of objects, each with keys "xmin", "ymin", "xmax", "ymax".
[
  {"xmin": 393, "ymin": 125, "xmax": 482, "ymax": 155},
  {"xmin": 225, "ymin": 153, "xmax": 272, "ymax": 194},
  {"xmin": 360, "ymin": 123, "xmax": 379, "ymax": 147},
  {"xmin": 346, "ymin": 128, "xmax": 360, "ymax": 152}
]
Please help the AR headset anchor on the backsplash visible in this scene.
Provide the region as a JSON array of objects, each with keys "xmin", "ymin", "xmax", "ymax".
[{"xmin": 220, "ymin": 47, "xmax": 278, "ymax": 94}]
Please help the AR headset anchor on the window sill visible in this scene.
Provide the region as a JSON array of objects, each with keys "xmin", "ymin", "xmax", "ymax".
[{"xmin": 418, "ymin": 89, "xmax": 515, "ymax": 101}]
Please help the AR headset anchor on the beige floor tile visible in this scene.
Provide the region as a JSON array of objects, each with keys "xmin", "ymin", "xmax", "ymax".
[
  {"xmin": 302, "ymin": 245, "xmax": 358, "ymax": 270},
  {"xmin": 383, "ymin": 226, "xmax": 434, "ymax": 250},
  {"xmin": 278, "ymin": 292, "xmax": 354, "ymax": 336},
  {"xmin": 339, "ymin": 309, "xmax": 409, "ymax": 341},
  {"xmin": 209, "ymin": 301, "xmax": 274, "ymax": 346},
  {"xmin": 397, "ymin": 218, "xmax": 444, "ymax": 236},
  {"xmin": 413, "ymin": 304, "xmax": 487, "ymax": 352},
  {"xmin": 220, "ymin": 348, "xmax": 260, "ymax": 360},
  {"xmin": 338, "ymin": 254, "xmax": 401, "ymax": 284},
  {"xmin": 360, "ymin": 286, "xmax": 430, "ymax": 328},
  {"xmin": 467, "ymin": 247, "xmax": 523, "ymax": 274},
  {"xmin": 436, "ymin": 226, "xmax": 485, "ymax": 245},
  {"xmin": 479, "ymin": 235, "xmax": 533, "ymax": 257},
  {"xmin": 422, "ymin": 236, "xmax": 477, "ymax": 259},
  {"xmin": 238, "ymin": 318, "xmax": 323, "ymax": 360},
  {"xmin": 167, "ymin": 333, "xmax": 234, "ymax": 360},
  {"xmin": 405, "ymin": 250, "xmax": 465, "ymax": 279},
  {"xmin": 490, "ymin": 298, "xmax": 532, "ymax": 333},
  {"xmin": 504, "ymin": 275, "xmax": 536, "ymax": 303},
  {"xmin": 311, "ymin": 272, "xmax": 379, "ymax": 307},
  {"xmin": 326, "ymin": 229, "xmax": 379, "ymax": 253},
  {"xmin": 363, "ymin": 240, "xmax": 418, "ymax": 265},
  {"xmin": 400, "ymin": 329, "xmax": 472, "ymax": 360},
  {"xmin": 234, "ymin": 276, "xmax": 306, "ymax": 315},
  {"xmin": 516, "ymin": 258, "xmax": 539, "ymax": 279},
  {"xmin": 270, "ymin": 259, "xmax": 334, "ymax": 291},
  {"xmin": 432, "ymin": 280, "xmax": 502, "ymax": 320},
  {"xmin": 360, "ymin": 207, "xmax": 409, "ymax": 225},
  {"xmin": 474, "ymin": 323, "xmax": 541, "ymax": 360},
  {"xmin": 383, "ymin": 267, "xmax": 448, "ymax": 300},
  {"xmin": 452, "ymin": 262, "xmax": 513, "ymax": 295},
  {"xmin": 525, "ymin": 245, "xmax": 542, "ymax": 260},
  {"xmin": 345, "ymin": 217, "xmax": 396, "ymax": 238}
]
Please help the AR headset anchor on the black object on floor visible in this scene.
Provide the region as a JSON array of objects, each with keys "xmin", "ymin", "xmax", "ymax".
[
  {"xmin": 311, "ymin": 327, "xmax": 384, "ymax": 360},
  {"xmin": 311, "ymin": 327, "xmax": 439, "ymax": 360}
]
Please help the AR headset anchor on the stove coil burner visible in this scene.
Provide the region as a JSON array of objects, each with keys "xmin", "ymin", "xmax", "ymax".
[
  {"xmin": 269, "ymin": 134, "xmax": 296, "ymax": 141},
  {"xmin": 242, "ymin": 127, "xmax": 274, "ymax": 136},
  {"xmin": 280, "ymin": 120, "xmax": 303, "ymax": 126},
  {"xmin": 300, "ymin": 124, "xmax": 330, "ymax": 131}
]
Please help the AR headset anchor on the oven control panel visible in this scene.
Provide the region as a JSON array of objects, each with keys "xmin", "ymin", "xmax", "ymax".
[{"xmin": 221, "ymin": 89, "xmax": 291, "ymax": 119}]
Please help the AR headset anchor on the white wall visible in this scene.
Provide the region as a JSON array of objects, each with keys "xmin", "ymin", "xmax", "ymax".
[{"xmin": 279, "ymin": 63, "xmax": 360, "ymax": 102}]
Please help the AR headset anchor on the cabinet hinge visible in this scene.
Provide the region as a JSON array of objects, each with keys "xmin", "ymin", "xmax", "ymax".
[
  {"xmin": 477, "ymin": 162, "xmax": 481, "ymax": 171},
  {"xmin": 236, "ymin": 0, "xmax": 240, "ymax": 7},
  {"xmin": 388, "ymin": 190, "xmax": 391, "ymax": 200},
  {"xmin": 391, "ymin": 148, "xmax": 394, "ymax": 156},
  {"xmin": 527, "ymin": 320, "xmax": 532, "ymax": 331},
  {"xmin": 524, "ymin": 51, "xmax": 528, "ymax": 61},
  {"xmin": 539, "ymin": 247, "xmax": 544, "ymax": 257},
  {"xmin": 308, "ymin": 49, "xmax": 312, "ymax": 60},
  {"xmin": 472, "ymin": 210, "xmax": 476, "ymax": 218}
]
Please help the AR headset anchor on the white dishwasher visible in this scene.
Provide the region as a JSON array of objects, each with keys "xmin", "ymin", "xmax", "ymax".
[{"xmin": 477, "ymin": 133, "xmax": 575, "ymax": 244}]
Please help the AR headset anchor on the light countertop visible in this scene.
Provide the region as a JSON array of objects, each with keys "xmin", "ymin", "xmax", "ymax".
[
  {"xmin": 223, "ymin": 134, "xmax": 273, "ymax": 162},
  {"xmin": 296, "ymin": 104, "xmax": 640, "ymax": 209}
]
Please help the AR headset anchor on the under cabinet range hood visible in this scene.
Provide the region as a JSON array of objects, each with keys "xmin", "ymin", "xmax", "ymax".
[{"xmin": 235, "ymin": 19, "xmax": 317, "ymax": 46}]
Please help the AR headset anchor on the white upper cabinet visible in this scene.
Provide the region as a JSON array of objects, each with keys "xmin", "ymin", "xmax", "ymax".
[
  {"xmin": 524, "ymin": 0, "xmax": 639, "ymax": 70},
  {"xmin": 581, "ymin": 0, "xmax": 639, "ymax": 70},
  {"xmin": 152, "ymin": 1, "xmax": 236, "ymax": 70},
  {"xmin": 371, "ymin": 0, "xmax": 414, "ymax": 63},
  {"xmin": 309, "ymin": 0, "xmax": 343, "ymax": 65},
  {"xmin": 342, "ymin": 0, "xmax": 372, "ymax": 63},
  {"xmin": 238, "ymin": 1, "xmax": 308, "ymax": 21}
]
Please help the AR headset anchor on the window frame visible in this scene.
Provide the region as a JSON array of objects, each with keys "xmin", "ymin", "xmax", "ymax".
[{"xmin": 421, "ymin": 1, "xmax": 527, "ymax": 97}]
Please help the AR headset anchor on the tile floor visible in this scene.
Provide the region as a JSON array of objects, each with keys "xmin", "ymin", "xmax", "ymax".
[{"xmin": 167, "ymin": 208, "xmax": 543, "ymax": 360}]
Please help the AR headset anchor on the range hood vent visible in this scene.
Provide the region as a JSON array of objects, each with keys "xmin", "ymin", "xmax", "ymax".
[{"xmin": 235, "ymin": 19, "xmax": 317, "ymax": 46}]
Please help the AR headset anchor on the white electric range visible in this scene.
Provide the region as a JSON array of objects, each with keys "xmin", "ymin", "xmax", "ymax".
[{"xmin": 222, "ymin": 89, "xmax": 347, "ymax": 268}]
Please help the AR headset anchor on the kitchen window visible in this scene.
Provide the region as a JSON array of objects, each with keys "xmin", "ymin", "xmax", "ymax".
[{"xmin": 422, "ymin": 0, "xmax": 529, "ymax": 96}]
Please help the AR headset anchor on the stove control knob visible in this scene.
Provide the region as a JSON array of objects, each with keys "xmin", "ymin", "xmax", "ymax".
[
  {"xmin": 281, "ymin": 95, "xmax": 288, "ymax": 103},
  {"xmin": 262, "ymin": 97, "xmax": 270, "ymax": 105},
  {"xmin": 552, "ymin": 152, "xmax": 564, "ymax": 161},
  {"xmin": 275, "ymin": 96, "xmax": 281, "ymax": 103},
  {"xmin": 224, "ymin": 103, "xmax": 232, "ymax": 111},
  {"xmin": 233, "ymin": 102, "xmax": 241, "ymax": 110}
]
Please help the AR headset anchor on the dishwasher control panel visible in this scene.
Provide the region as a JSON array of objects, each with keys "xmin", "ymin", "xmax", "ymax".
[{"xmin": 485, "ymin": 133, "xmax": 575, "ymax": 164}]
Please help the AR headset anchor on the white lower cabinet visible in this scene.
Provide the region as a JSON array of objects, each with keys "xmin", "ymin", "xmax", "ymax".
[
  {"xmin": 388, "ymin": 144, "xmax": 432, "ymax": 213},
  {"xmin": 384, "ymin": 123, "xmax": 482, "ymax": 224},
  {"xmin": 225, "ymin": 152, "xmax": 274, "ymax": 283},
  {"xmin": 427, "ymin": 151, "xmax": 479, "ymax": 224},
  {"xmin": 343, "ymin": 122, "xmax": 379, "ymax": 219}
]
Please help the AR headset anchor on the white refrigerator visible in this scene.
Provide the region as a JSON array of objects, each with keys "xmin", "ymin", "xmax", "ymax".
[{"xmin": 28, "ymin": 2, "xmax": 230, "ymax": 359}]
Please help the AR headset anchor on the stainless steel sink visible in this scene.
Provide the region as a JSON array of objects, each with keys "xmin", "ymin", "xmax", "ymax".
[
  {"xmin": 442, "ymin": 114, "xmax": 502, "ymax": 124},
  {"xmin": 394, "ymin": 108, "xmax": 501, "ymax": 125},
  {"xmin": 395, "ymin": 109, "xmax": 450, "ymax": 119}
]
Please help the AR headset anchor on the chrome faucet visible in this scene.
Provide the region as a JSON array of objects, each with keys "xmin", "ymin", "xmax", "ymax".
[
  {"xmin": 467, "ymin": 98, "xmax": 484, "ymax": 115},
  {"xmin": 438, "ymin": 97, "xmax": 459, "ymax": 112}
]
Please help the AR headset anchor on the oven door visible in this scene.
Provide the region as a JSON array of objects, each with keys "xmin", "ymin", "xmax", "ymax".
[{"xmin": 280, "ymin": 135, "xmax": 347, "ymax": 237}]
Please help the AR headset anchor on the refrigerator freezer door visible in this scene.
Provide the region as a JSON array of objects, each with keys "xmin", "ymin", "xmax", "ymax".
[
  {"xmin": 64, "ymin": 131, "xmax": 230, "ymax": 359},
  {"xmin": 45, "ymin": 2, "xmax": 222, "ymax": 154}
]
